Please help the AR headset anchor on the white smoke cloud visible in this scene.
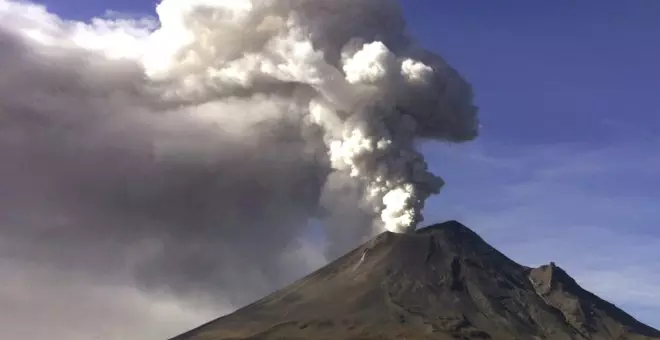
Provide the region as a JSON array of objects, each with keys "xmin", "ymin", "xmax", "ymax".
[
  {"xmin": 143, "ymin": 0, "xmax": 479, "ymax": 233},
  {"xmin": 0, "ymin": 0, "xmax": 477, "ymax": 337},
  {"xmin": 1, "ymin": 0, "xmax": 477, "ymax": 234}
]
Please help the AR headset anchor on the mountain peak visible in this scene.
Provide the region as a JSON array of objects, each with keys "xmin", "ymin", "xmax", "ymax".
[
  {"xmin": 172, "ymin": 221, "xmax": 660, "ymax": 340},
  {"xmin": 416, "ymin": 220, "xmax": 469, "ymax": 232}
]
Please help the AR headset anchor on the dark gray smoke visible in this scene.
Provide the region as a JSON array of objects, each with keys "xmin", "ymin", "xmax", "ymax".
[{"xmin": 0, "ymin": 0, "xmax": 478, "ymax": 338}]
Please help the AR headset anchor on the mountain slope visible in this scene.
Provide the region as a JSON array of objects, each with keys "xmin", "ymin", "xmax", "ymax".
[{"xmin": 171, "ymin": 221, "xmax": 660, "ymax": 340}]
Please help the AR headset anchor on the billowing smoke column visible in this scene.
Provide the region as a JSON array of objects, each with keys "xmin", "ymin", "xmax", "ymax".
[
  {"xmin": 0, "ymin": 0, "xmax": 479, "ymax": 306},
  {"xmin": 142, "ymin": 0, "xmax": 478, "ymax": 233},
  {"xmin": 1, "ymin": 0, "xmax": 477, "ymax": 234},
  {"xmin": 0, "ymin": 0, "xmax": 478, "ymax": 335}
]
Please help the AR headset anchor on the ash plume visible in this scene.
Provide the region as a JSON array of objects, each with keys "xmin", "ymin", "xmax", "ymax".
[
  {"xmin": 0, "ymin": 0, "xmax": 477, "ymax": 338},
  {"xmin": 142, "ymin": 0, "xmax": 479, "ymax": 233}
]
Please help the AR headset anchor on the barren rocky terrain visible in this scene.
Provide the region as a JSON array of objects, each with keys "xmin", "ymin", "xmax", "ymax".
[{"xmin": 171, "ymin": 221, "xmax": 660, "ymax": 340}]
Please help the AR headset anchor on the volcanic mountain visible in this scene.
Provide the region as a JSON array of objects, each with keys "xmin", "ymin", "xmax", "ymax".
[{"xmin": 171, "ymin": 221, "xmax": 660, "ymax": 340}]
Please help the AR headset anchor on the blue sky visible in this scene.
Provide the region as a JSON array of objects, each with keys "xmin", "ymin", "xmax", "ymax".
[
  {"xmin": 405, "ymin": 0, "xmax": 660, "ymax": 327},
  {"xmin": 40, "ymin": 0, "xmax": 660, "ymax": 328}
]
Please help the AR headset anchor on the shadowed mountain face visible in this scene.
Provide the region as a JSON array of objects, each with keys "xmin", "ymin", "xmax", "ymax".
[{"xmin": 171, "ymin": 221, "xmax": 660, "ymax": 340}]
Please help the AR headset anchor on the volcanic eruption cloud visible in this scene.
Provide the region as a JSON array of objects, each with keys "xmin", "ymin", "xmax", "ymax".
[
  {"xmin": 0, "ymin": 0, "xmax": 477, "ymax": 321},
  {"xmin": 141, "ymin": 0, "xmax": 479, "ymax": 233}
]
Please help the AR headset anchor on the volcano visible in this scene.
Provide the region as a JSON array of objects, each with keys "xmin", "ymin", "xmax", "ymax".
[{"xmin": 171, "ymin": 221, "xmax": 660, "ymax": 340}]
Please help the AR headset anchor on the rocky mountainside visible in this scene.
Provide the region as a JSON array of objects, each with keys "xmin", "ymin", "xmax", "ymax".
[{"xmin": 171, "ymin": 221, "xmax": 660, "ymax": 340}]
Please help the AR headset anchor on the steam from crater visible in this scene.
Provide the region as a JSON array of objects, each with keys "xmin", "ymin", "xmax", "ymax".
[
  {"xmin": 142, "ymin": 0, "xmax": 478, "ymax": 233},
  {"xmin": 0, "ymin": 0, "xmax": 478, "ymax": 336},
  {"xmin": 1, "ymin": 0, "xmax": 477, "ymax": 234},
  {"xmin": 0, "ymin": 0, "xmax": 479, "ymax": 313}
]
